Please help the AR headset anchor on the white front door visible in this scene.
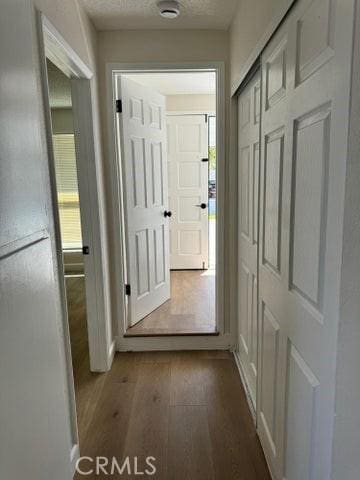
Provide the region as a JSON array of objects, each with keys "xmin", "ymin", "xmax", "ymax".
[
  {"xmin": 256, "ymin": 0, "xmax": 355, "ymax": 478},
  {"xmin": 237, "ymin": 70, "xmax": 261, "ymax": 408},
  {"xmin": 117, "ymin": 76, "xmax": 170, "ymax": 326},
  {"xmin": 167, "ymin": 114, "xmax": 209, "ymax": 269}
]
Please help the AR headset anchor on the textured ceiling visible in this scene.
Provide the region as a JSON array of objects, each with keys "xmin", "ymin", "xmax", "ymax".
[
  {"xmin": 124, "ymin": 72, "xmax": 216, "ymax": 95},
  {"xmin": 46, "ymin": 60, "xmax": 72, "ymax": 109},
  {"xmin": 81, "ymin": 0, "xmax": 239, "ymax": 31}
]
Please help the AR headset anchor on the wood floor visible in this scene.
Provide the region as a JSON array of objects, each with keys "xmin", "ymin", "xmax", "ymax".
[
  {"xmin": 126, "ymin": 270, "xmax": 217, "ymax": 336},
  {"xmin": 65, "ymin": 276, "xmax": 270, "ymax": 480}
]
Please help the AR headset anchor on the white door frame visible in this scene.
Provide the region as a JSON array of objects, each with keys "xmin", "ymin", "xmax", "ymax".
[
  {"xmin": 106, "ymin": 62, "xmax": 229, "ymax": 351},
  {"xmin": 37, "ymin": 13, "xmax": 112, "ymax": 379}
]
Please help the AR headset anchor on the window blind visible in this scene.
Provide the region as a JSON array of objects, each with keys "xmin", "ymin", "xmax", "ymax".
[{"xmin": 52, "ymin": 134, "xmax": 82, "ymax": 249}]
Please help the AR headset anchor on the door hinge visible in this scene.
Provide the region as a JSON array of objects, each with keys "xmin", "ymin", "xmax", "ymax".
[
  {"xmin": 202, "ymin": 158, "xmax": 209, "ymax": 162},
  {"xmin": 125, "ymin": 284, "xmax": 131, "ymax": 296},
  {"xmin": 82, "ymin": 245, "xmax": 90, "ymax": 255},
  {"xmin": 116, "ymin": 99, "xmax": 122, "ymax": 113}
]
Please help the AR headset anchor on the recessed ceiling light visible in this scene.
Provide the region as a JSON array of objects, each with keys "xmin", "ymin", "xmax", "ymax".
[{"xmin": 158, "ymin": 0, "xmax": 180, "ymax": 19}]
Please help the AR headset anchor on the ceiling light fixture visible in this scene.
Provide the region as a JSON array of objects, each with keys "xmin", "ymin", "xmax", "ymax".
[{"xmin": 158, "ymin": 0, "xmax": 180, "ymax": 19}]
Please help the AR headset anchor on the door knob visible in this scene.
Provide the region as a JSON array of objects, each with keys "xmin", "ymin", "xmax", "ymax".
[
  {"xmin": 164, "ymin": 210, "xmax": 172, "ymax": 217},
  {"xmin": 195, "ymin": 203, "xmax": 207, "ymax": 209}
]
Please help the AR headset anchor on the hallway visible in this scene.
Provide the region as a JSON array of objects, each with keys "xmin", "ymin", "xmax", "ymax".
[
  {"xmin": 66, "ymin": 278, "xmax": 270, "ymax": 479},
  {"xmin": 74, "ymin": 351, "xmax": 270, "ymax": 479}
]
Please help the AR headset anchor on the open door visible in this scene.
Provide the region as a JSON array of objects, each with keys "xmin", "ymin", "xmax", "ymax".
[{"xmin": 117, "ymin": 76, "xmax": 171, "ymax": 326}]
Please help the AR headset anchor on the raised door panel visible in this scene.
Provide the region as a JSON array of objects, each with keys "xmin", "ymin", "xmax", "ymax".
[
  {"xmin": 178, "ymin": 162, "xmax": 201, "ymax": 188},
  {"xmin": 240, "ymin": 94, "xmax": 251, "ymax": 129},
  {"xmin": 253, "ymin": 143, "xmax": 260, "ymax": 245},
  {"xmin": 131, "ymin": 136, "xmax": 147, "ymax": 208},
  {"xmin": 265, "ymin": 39, "xmax": 287, "ymax": 110},
  {"xmin": 250, "ymin": 275, "xmax": 258, "ymax": 377},
  {"xmin": 239, "ymin": 262, "xmax": 250, "ymax": 354},
  {"xmin": 153, "ymin": 225, "xmax": 166, "ymax": 287},
  {"xmin": 129, "ymin": 96, "xmax": 145, "ymax": 124},
  {"xmin": 259, "ymin": 304, "xmax": 280, "ymax": 457},
  {"xmin": 178, "ymin": 195, "xmax": 201, "ymax": 222},
  {"xmin": 283, "ymin": 345, "xmax": 320, "ymax": 480},
  {"xmin": 179, "ymin": 230, "xmax": 201, "ymax": 256},
  {"xmin": 177, "ymin": 123, "xmax": 202, "ymax": 153},
  {"xmin": 149, "ymin": 102, "xmax": 162, "ymax": 129},
  {"xmin": 296, "ymin": 0, "xmax": 335, "ymax": 84},
  {"xmin": 240, "ymin": 146, "xmax": 250, "ymax": 239},
  {"xmin": 150, "ymin": 141, "xmax": 164, "ymax": 207},
  {"xmin": 263, "ymin": 129, "xmax": 284, "ymax": 275},
  {"xmin": 290, "ymin": 106, "xmax": 330, "ymax": 311},
  {"xmin": 135, "ymin": 229, "xmax": 150, "ymax": 299}
]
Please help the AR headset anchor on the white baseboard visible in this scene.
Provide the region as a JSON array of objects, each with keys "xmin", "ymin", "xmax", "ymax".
[
  {"xmin": 70, "ymin": 443, "xmax": 80, "ymax": 477},
  {"xmin": 233, "ymin": 350, "xmax": 256, "ymax": 423},
  {"xmin": 107, "ymin": 339, "xmax": 116, "ymax": 369}
]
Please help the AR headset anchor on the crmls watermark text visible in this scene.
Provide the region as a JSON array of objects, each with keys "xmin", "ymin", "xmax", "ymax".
[{"xmin": 75, "ymin": 456, "xmax": 157, "ymax": 476}]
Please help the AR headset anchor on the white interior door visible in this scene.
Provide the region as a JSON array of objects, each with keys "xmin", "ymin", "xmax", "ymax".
[
  {"xmin": 256, "ymin": 0, "xmax": 354, "ymax": 478},
  {"xmin": 237, "ymin": 70, "xmax": 261, "ymax": 408},
  {"xmin": 167, "ymin": 115, "xmax": 209, "ymax": 269},
  {"xmin": 117, "ymin": 76, "xmax": 170, "ymax": 326}
]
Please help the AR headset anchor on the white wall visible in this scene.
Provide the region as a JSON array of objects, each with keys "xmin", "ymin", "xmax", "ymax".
[
  {"xmin": 97, "ymin": 29, "xmax": 233, "ymax": 336},
  {"xmin": 0, "ymin": 1, "xmax": 110, "ymax": 477},
  {"xmin": 166, "ymin": 94, "xmax": 216, "ymax": 112},
  {"xmin": 0, "ymin": 1, "xmax": 88, "ymax": 478}
]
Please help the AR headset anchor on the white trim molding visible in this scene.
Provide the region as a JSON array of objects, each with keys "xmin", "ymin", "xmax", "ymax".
[
  {"xmin": 37, "ymin": 12, "xmax": 111, "ymax": 374},
  {"xmin": 106, "ymin": 62, "xmax": 230, "ymax": 351}
]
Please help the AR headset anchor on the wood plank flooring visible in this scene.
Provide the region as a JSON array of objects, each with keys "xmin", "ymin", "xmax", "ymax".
[
  {"xmin": 66, "ymin": 277, "xmax": 270, "ymax": 480},
  {"xmin": 73, "ymin": 351, "xmax": 271, "ymax": 479},
  {"xmin": 125, "ymin": 270, "xmax": 217, "ymax": 336}
]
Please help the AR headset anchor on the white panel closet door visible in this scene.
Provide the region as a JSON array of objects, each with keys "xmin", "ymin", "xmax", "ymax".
[
  {"xmin": 167, "ymin": 115, "xmax": 209, "ymax": 269},
  {"xmin": 256, "ymin": 0, "xmax": 354, "ymax": 479},
  {"xmin": 118, "ymin": 77, "xmax": 170, "ymax": 326},
  {"xmin": 237, "ymin": 71, "xmax": 261, "ymax": 408}
]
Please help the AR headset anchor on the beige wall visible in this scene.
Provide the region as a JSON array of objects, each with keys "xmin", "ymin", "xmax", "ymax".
[
  {"xmin": 229, "ymin": 0, "xmax": 292, "ymax": 90},
  {"xmin": 166, "ymin": 94, "xmax": 216, "ymax": 112}
]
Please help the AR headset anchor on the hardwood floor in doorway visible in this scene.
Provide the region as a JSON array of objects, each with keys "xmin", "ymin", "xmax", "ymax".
[
  {"xmin": 74, "ymin": 350, "xmax": 270, "ymax": 480},
  {"xmin": 66, "ymin": 276, "xmax": 108, "ymax": 445},
  {"xmin": 125, "ymin": 270, "xmax": 217, "ymax": 336}
]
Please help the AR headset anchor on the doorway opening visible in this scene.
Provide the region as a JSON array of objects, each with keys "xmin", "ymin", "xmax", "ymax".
[
  {"xmin": 45, "ymin": 58, "xmax": 92, "ymax": 442},
  {"xmin": 114, "ymin": 70, "xmax": 218, "ymax": 336}
]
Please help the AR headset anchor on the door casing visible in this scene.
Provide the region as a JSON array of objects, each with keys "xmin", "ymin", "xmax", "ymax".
[
  {"xmin": 107, "ymin": 63, "xmax": 227, "ymax": 351},
  {"xmin": 37, "ymin": 15, "xmax": 112, "ymax": 472}
]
